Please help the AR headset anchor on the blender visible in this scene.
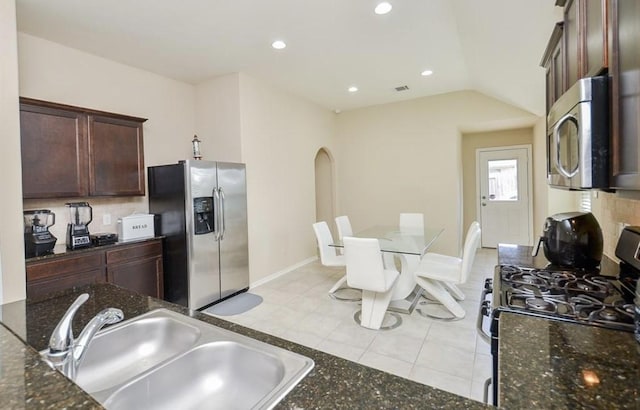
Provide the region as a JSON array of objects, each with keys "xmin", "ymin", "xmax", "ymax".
[
  {"xmin": 66, "ymin": 202, "xmax": 93, "ymax": 249},
  {"xmin": 24, "ymin": 210, "xmax": 58, "ymax": 257}
]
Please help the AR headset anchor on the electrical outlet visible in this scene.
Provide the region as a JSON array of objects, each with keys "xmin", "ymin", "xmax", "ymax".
[{"xmin": 103, "ymin": 214, "xmax": 112, "ymax": 226}]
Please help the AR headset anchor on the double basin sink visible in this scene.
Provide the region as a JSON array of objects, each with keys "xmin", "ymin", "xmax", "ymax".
[{"xmin": 43, "ymin": 309, "xmax": 314, "ymax": 409}]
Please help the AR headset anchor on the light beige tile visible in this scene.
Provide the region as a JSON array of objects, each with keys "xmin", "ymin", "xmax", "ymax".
[
  {"xmin": 472, "ymin": 353, "xmax": 492, "ymax": 382},
  {"xmin": 425, "ymin": 322, "xmax": 478, "ymax": 353},
  {"xmin": 368, "ymin": 331, "xmax": 425, "ymax": 364},
  {"xmin": 316, "ymin": 339, "xmax": 365, "ymax": 362},
  {"xmin": 296, "ymin": 311, "xmax": 342, "ymax": 338},
  {"xmin": 325, "ymin": 321, "xmax": 377, "ymax": 349},
  {"xmin": 415, "ymin": 341, "xmax": 475, "ymax": 379},
  {"xmin": 470, "ymin": 377, "xmax": 492, "ymax": 404},
  {"xmin": 358, "ymin": 351, "xmax": 413, "ymax": 379},
  {"xmin": 410, "ymin": 365, "xmax": 472, "ymax": 399},
  {"xmin": 280, "ymin": 328, "xmax": 324, "ymax": 349}
]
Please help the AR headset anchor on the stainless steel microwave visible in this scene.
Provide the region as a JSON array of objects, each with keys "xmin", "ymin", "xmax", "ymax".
[{"xmin": 547, "ymin": 76, "xmax": 609, "ymax": 190}]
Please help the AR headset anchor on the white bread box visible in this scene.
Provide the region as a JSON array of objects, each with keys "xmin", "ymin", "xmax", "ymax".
[{"xmin": 117, "ymin": 214, "xmax": 155, "ymax": 242}]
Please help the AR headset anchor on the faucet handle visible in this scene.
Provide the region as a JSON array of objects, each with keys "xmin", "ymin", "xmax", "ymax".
[{"xmin": 48, "ymin": 293, "xmax": 89, "ymax": 353}]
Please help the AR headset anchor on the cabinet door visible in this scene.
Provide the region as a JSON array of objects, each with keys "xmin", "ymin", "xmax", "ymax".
[
  {"xmin": 27, "ymin": 269, "xmax": 106, "ymax": 300},
  {"xmin": 19, "ymin": 103, "xmax": 88, "ymax": 198},
  {"xmin": 564, "ymin": 0, "xmax": 580, "ymax": 88},
  {"xmin": 88, "ymin": 115, "xmax": 145, "ymax": 196},
  {"xmin": 108, "ymin": 257, "xmax": 163, "ymax": 299},
  {"xmin": 106, "ymin": 240, "xmax": 164, "ymax": 298},
  {"xmin": 26, "ymin": 251, "xmax": 105, "ymax": 299},
  {"xmin": 542, "ymin": 22, "xmax": 565, "ymax": 114},
  {"xmin": 609, "ymin": 0, "xmax": 640, "ymax": 189},
  {"xmin": 583, "ymin": 0, "xmax": 608, "ymax": 77}
]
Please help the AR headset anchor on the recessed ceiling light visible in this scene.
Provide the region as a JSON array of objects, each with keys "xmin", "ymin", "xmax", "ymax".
[
  {"xmin": 374, "ymin": 2, "xmax": 393, "ymax": 15},
  {"xmin": 421, "ymin": 70, "xmax": 434, "ymax": 76},
  {"xmin": 348, "ymin": 86, "xmax": 359, "ymax": 93},
  {"xmin": 271, "ymin": 40, "xmax": 286, "ymax": 50}
]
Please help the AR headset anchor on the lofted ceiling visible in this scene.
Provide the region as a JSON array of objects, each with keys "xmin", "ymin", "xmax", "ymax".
[{"xmin": 15, "ymin": 0, "xmax": 562, "ymax": 115}]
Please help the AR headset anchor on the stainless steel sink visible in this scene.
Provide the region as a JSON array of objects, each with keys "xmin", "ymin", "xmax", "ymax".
[
  {"xmin": 43, "ymin": 308, "xmax": 314, "ymax": 409},
  {"xmin": 104, "ymin": 342, "xmax": 288, "ymax": 409},
  {"xmin": 74, "ymin": 314, "xmax": 202, "ymax": 398}
]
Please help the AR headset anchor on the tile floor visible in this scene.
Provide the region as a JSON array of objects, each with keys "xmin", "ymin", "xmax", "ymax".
[{"xmin": 207, "ymin": 248, "xmax": 497, "ymax": 403}]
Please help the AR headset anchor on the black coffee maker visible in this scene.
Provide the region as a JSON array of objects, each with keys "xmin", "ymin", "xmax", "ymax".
[
  {"xmin": 24, "ymin": 209, "xmax": 57, "ymax": 257},
  {"xmin": 66, "ymin": 202, "xmax": 93, "ymax": 249}
]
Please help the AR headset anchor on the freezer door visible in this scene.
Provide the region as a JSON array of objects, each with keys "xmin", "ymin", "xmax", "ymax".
[
  {"xmin": 185, "ymin": 160, "xmax": 221, "ymax": 309},
  {"xmin": 216, "ymin": 162, "xmax": 250, "ymax": 299}
]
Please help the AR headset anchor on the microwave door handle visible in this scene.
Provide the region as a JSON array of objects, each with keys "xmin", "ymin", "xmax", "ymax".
[
  {"xmin": 219, "ymin": 188, "xmax": 226, "ymax": 240},
  {"xmin": 553, "ymin": 114, "xmax": 580, "ymax": 179}
]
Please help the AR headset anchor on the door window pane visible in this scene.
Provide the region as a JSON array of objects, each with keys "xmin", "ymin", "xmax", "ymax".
[{"xmin": 488, "ymin": 159, "xmax": 518, "ymax": 201}]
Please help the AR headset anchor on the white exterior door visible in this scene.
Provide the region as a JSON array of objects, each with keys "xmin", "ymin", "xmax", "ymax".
[{"xmin": 477, "ymin": 146, "xmax": 532, "ymax": 248}]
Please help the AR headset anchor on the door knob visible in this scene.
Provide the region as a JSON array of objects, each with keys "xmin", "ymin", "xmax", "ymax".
[{"xmin": 482, "ymin": 203, "xmax": 487, "ymax": 206}]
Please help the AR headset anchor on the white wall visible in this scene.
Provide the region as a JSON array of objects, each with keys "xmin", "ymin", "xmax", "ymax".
[
  {"xmin": 335, "ymin": 91, "xmax": 538, "ymax": 255},
  {"xmin": 17, "ymin": 33, "xmax": 197, "ymax": 247},
  {"xmin": 238, "ymin": 74, "xmax": 336, "ymax": 282},
  {"xmin": 18, "ymin": 33, "xmax": 196, "ymax": 167},
  {"xmin": 0, "ymin": 0, "xmax": 26, "ymax": 303},
  {"xmin": 195, "ymin": 73, "xmax": 242, "ymax": 162}
]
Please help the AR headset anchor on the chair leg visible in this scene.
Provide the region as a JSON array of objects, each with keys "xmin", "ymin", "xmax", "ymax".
[
  {"xmin": 328, "ymin": 275, "xmax": 361, "ymax": 302},
  {"xmin": 359, "ymin": 288, "xmax": 395, "ymax": 330},
  {"xmin": 415, "ymin": 276, "xmax": 465, "ymax": 319},
  {"xmin": 443, "ymin": 282, "xmax": 466, "ymax": 301}
]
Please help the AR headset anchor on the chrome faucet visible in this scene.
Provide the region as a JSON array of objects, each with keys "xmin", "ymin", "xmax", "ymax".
[{"xmin": 46, "ymin": 293, "xmax": 124, "ymax": 381}]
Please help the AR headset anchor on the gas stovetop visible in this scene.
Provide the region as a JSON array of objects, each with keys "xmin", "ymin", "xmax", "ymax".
[{"xmin": 495, "ymin": 265, "xmax": 636, "ymax": 332}]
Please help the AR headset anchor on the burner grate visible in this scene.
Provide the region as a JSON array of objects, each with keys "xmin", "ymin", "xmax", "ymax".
[{"xmin": 498, "ymin": 265, "xmax": 634, "ymax": 331}]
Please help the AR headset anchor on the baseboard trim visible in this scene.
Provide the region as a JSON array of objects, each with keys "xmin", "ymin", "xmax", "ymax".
[{"xmin": 251, "ymin": 256, "xmax": 318, "ymax": 289}]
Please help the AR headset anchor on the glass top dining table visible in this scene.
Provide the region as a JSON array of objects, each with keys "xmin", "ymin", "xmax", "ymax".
[{"xmin": 329, "ymin": 225, "xmax": 444, "ymax": 256}]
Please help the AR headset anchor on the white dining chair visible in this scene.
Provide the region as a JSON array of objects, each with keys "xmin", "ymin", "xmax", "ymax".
[
  {"xmin": 335, "ymin": 215, "xmax": 353, "ymax": 242},
  {"xmin": 344, "ymin": 236, "xmax": 402, "ymax": 330},
  {"xmin": 399, "ymin": 213, "xmax": 424, "ymax": 234},
  {"xmin": 312, "ymin": 221, "xmax": 359, "ymax": 301},
  {"xmin": 413, "ymin": 221, "xmax": 481, "ymax": 320}
]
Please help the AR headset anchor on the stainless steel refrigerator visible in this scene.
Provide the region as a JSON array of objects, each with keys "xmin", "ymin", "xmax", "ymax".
[{"xmin": 148, "ymin": 160, "xmax": 249, "ymax": 310}]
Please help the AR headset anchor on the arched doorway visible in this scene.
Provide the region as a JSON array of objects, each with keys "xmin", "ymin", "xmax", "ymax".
[{"xmin": 314, "ymin": 148, "xmax": 335, "ymax": 234}]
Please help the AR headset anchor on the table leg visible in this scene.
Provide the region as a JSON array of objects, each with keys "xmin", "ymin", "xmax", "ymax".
[{"xmin": 388, "ymin": 254, "xmax": 423, "ymax": 314}]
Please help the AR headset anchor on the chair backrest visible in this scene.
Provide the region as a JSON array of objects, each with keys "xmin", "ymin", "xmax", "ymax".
[
  {"xmin": 344, "ymin": 237, "xmax": 391, "ymax": 293},
  {"xmin": 335, "ymin": 215, "xmax": 353, "ymax": 240},
  {"xmin": 459, "ymin": 222, "xmax": 482, "ymax": 283},
  {"xmin": 312, "ymin": 221, "xmax": 344, "ymax": 267},
  {"xmin": 399, "ymin": 213, "xmax": 424, "ymax": 234}
]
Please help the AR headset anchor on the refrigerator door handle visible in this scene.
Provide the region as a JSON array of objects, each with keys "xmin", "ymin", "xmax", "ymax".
[
  {"xmin": 213, "ymin": 187, "xmax": 221, "ymax": 240},
  {"xmin": 219, "ymin": 187, "xmax": 226, "ymax": 240}
]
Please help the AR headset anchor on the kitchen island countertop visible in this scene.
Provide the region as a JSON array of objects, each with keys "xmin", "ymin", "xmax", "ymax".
[
  {"xmin": 499, "ymin": 312, "xmax": 639, "ymax": 409},
  {"xmin": 0, "ymin": 284, "xmax": 486, "ymax": 409}
]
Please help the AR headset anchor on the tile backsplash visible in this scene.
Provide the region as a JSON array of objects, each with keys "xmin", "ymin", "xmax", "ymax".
[
  {"xmin": 591, "ymin": 191, "xmax": 640, "ymax": 260},
  {"xmin": 23, "ymin": 196, "xmax": 147, "ymax": 246}
]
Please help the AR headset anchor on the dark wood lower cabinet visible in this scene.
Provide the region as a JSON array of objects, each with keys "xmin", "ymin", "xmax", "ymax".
[
  {"xmin": 26, "ymin": 239, "xmax": 163, "ymax": 299},
  {"xmin": 107, "ymin": 241, "xmax": 164, "ymax": 299}
]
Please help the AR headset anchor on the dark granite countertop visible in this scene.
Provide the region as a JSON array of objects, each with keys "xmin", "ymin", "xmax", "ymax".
[
  {"xmin": 0, "ymin": 284, "xmax": 486, "ymax": 409},
  {"xmin": 499, "ymin": 312, "xmax": 640, "ymax": 409},
  {"xmin": 496, "ymin": 243, "xmax": 619, "ymax": 277},
  {"xmin": 25, "ymin": 236, "xmax": 164, "ymax": 263}
]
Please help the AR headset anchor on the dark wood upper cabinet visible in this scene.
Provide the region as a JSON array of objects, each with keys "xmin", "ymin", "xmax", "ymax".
[
  {"xmin": 88, "ymin": 115, "xmax": 145, "ymax": 196},
  {"xmin": 564, "ymin": 0, "xmax": 580, "ymax": 87},
  {"xmin": 19, "ymin": 98, "xmax": 147, "ymax": 198},
  {"xmin": 560, "ymin": 0, "xmax": 608, "ymax": 90},
  {"xmin": 608, "ymin": 0, "xmax": 640, "ymax": 189},
  {"xmin": 20, "ymin": 103, "xmax": 89, "ymax": 198},
  {"xmin": 582, "ymin": 0, "xmax": 608, "ymax": 77},
  {"xmin": 541, "ymin": 23, "xmax": 565, "ymax": 114}
]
